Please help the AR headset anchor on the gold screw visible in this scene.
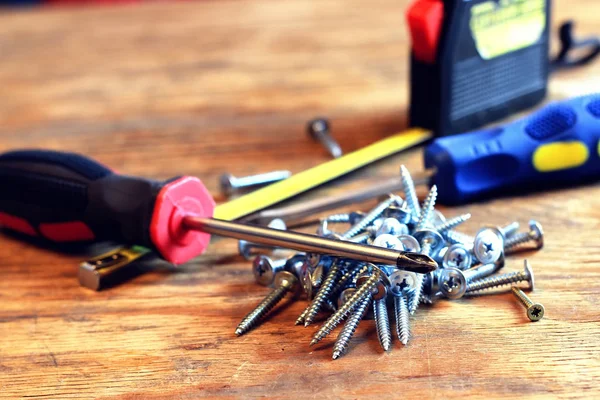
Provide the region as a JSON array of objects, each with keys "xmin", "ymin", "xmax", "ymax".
[{"xmin": 511, "ymin": 287, "xmax": 545, "ymax": 322}]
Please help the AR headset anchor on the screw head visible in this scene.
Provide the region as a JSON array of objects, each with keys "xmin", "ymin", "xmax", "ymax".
[
  {"xmin": 397, "ymin": 235, "xmax": 421, "ymax": 253},
  {"xmin": 389, "ymin": 270, "xmax": 417, "ymax": 296},
  {"xmin": 439, "ymin": 268, "xmax": 467, "ymax": 299},
  {"xmin": 527, "ymin": 303, "xmax": 545, "ymax": 321},
  {"xmin": 529, "ymin": 220, "xmax": 544, "ymax": 249},
  {"xmin": 219, "ymin": 173, "xmax": 236, "ymax": 196},
  {"xmin": 372, "ymin": 234, "xmax": 404, "ymax": 250},
  {"xmin": 443, "ymin": 244, "xmax": 472, "ymax": 270},
  {"xmin": 413, "ymin": 229, "xmax": 445, "ymax": 253},
  {"xmin": 307, "ymin": 118, "xmax": 330, "ymax": 138},
  {"xmin": 524, "ymin": 259, "xmax": 535, "ymax": 290},
  {"xmin": 267, "ymin": 218, "xmax": 287, "ymax": 230},
  {"xmin": 473, "ymin": 228, "xmax": 504, "ymax": 265},
  {"xmin": 252, "ymin": 255, "xmax": 282, "ymax": 286},
  {"xmin": 273, "ymin": 271, "xmax": 298, "ymax": 291}
]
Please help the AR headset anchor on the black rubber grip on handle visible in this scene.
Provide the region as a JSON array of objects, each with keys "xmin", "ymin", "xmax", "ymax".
[{"xmin": 0, "ymin": 149, "xmax": 168, "ymax": 245}]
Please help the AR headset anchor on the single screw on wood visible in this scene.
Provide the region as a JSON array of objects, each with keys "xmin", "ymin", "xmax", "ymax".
[
  {"xmin": 394, "ymin": 293, "xmax": 411, "ymax": 346},
  {"xmin": 235, "ymin": 271, "xmax": 298, "ymax": 336},
  {"xmin": 434, "ymin": 213, "xmax": 472, "ymax": 233},
  {"xmin": 512, "ymin": 287, "xmax": 545, "ymax": 321},
  {"xmin": 400, "ymin": 165, "xmax": 421, "ymax": 218},
  {"xmin": 220, "ymin": 170, "xmax": 292, "ymax": 196},
  {"xmin": 310, "ymin": 271, "xmax": 380, "ymax": 346},
  {"xmin": 415, "ymin": 185, "xmax": 438, "ymax": 231},
  {"xmin": 504, "ymin": 220, "xmax": 544, "ymax": 252},
  {"xmin": 307, "ymin": 118, "xmax": 343, "ymax": 159},
  {"xmin": 301, "ymin": 262, "xmax": 343, "ymax": 326},
  {"xmin": 332, "ymin": 295, "xmax": 371, "ymax": 360},
  {"xmin": 466, "ymin": 260, "xmax": 535, "ymax": 293},
  {"xmin": 373, "ymin": 297, "xmax": 392, "ymax": 352}
]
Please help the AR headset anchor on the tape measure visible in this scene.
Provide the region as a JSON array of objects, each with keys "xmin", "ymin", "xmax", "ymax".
[{"xmin": 407, "ymin": 0, "xmax": 551, "ymax": 136}]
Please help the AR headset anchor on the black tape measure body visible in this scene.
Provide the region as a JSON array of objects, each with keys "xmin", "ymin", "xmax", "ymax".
[{"xmin": 408, "ymin": 0, "xmax": 551, "ymax": 136}]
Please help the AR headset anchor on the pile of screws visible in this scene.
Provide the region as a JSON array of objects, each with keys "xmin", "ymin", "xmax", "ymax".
[{"xmin": 234, "ymin": 165, "xmax": 545, "ymax": 359}]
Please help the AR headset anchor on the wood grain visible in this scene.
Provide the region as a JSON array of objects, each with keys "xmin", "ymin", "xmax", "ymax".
[{"xmin": 0, "ymin": 0, "xmax": 599, "ymax": 398}]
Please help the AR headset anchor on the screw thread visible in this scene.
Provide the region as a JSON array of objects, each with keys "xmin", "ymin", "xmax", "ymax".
[
  {"xmin": 504, "ymin": 232, "xmax": 531, "ymax": 250},
  {"xmin": 311, "ymin": 272, "xmax": 380, "ymax": 346},
  {"xmin": 394, "ymin": 294, "xmax": 410, "ymax": 345},
  {"xmin": 236, "ymin": 285, "xmax": 290, "ymax": 336},
  {"xmin": 400, "ymin": 165, "xmax": 421, "ymax": 218},
  {"xmin": 295, "ymin": 308, "xmax": 308, "ymax": 326},
  {"xmin": 434, "ymin": 213, "xmax": 472, "ymax": 233},
  {"xmin": 373, "ymin": 298, "xmax": 392, "ymax": 351},
  {"xmin": 330, "ymin": 263, "xmax": 371, "ymax": 299},
  {"xmin": 511, "ymin": 287, "xmax": 534, "ymax": 308},
  {"xmin": 315, "ymin": 130, "xmax": 343, "ymax": 159},
  {"xmin": 444, "ymin": 230, "xmax": 474, "ymax": 247},
  {"xmin": 466, "ymin": 270, "xmax": 527, "ymax": 292},
  {"xmin": 332, "ymin": 295, "xmax": 371, "ymax": 360},
  {"xmin": 304, "ymin": 263, "xmax": 342, "ymax": 326},
  {"xmin": 310, "ymin": 267, "xmax": 325, "ymax": 289},
  {"xmin": 419, "ymin": 293, "xmax": 433, "ymax": 305},
  {"xmin": 415, "ymin": 185, "xmax": 438, "ymax": 231},
  {"xmin": 341, "ymin": 197, "xmax": 396, "ymax": 239},
  {"xmin": 409, "ymin": 274, "xmax": 425, "ymax": 314}
]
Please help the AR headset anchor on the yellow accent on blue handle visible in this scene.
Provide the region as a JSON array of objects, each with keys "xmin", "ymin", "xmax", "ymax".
[
  {"xmin": 532, "ymin": 141, "xmax": 589, "ymax": 172},
  {"xmin": 214, "ymin": 128, "xmax": 433, "ymax": 221}
]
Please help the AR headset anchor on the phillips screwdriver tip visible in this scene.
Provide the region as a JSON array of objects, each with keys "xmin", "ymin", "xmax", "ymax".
[{"xmin": 397, "ymin": 252, "xmax": 438, "ymax": 274}]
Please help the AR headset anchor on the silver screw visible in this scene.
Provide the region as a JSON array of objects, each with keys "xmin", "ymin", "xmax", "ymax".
[
  {"xmin": 472, "ymin": 228, "xmax": 504, "ymax": 265},
  {"xmin": 220, "ymin": 170, "xmax": 292, "ymax": 196},
  {"xmin": 332, "ymin": 295, "xmax": 371, "ymax": 360},
  {"xmin": 307, "ymin": 118, "xmax": 343, "ymax": 159},
  {"xmin": 434, "ymin": 213, "xmax": 472, "ymax": 233},
  {"xmin": 329, "ymin": 263, "xmax": 372, "ymax": 300},
  {"xmin": 394, "ymin": 293, "xmax": 411, "ymax": 346},
  {"xmin": 235, "ymin": 271, "xmax": 298, "ymax": 336},
  {"xmin": 301, "ymin": 262, "xmax": 343, "ymax": 326},
  {"xmin": 376, "ymin": 218, "xmax": 409, "ymax": 236},
  {"xmin": 310, "ymin": 271, "xmax": 380, "ymax": 346},
  {"xmin": 504, "ymin": 220, "xmax": 544, "ymax": 252},
  {"xmin": 415, "ymin": 185, "xmax": 438, "ymax": 231},
  {"xmin": 512, "ymin": 287, "xmax": 545, "ymax": 322},
  {"xmin": 466, "ymin": 260, "xmax": 535, "ymax": 293},
  {"xmin": 340, "ymin": 196, "xmax": 400, "ymax": 239},
  {"xmin": 400, "ymin": 165, "xmax": 421, "ymax": 218},
  {"xmin": 373, "ymin": 298, "xmax": 392, "ymax": 352}
]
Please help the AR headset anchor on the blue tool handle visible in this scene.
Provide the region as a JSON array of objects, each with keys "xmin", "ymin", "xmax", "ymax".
[{"xmin": 424, "ymin": 94, "xmax": 600, "ymax": 205}]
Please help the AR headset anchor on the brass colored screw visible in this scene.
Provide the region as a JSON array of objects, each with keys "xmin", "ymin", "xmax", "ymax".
[
  {"xmin": 512, "ymin": 287, "xmax": 545, "ymax": 322},
  {"xmin": 235, "ymin": 271, "xmax": 298, "ymax": 336}
]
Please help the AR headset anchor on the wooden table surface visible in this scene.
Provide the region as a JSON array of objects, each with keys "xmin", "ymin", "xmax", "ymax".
[{"xmin": 1, "ymin": 1, "xmax": 599, "ymax": 398}]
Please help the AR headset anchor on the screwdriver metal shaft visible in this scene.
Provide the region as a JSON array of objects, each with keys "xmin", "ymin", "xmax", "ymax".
[{"xmin": 183, "ymin": 216, "xmax": 437, "ymax": 274}]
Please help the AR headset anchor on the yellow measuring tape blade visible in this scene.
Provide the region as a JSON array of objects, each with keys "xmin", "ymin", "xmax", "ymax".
[{"xmin": 214, "ymin": 128, "xmax": 433, "ymax": 221}]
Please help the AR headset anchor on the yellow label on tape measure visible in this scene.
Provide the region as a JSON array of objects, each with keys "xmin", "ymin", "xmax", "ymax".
[
  {"xmin": 214, "ymin": 128, "xmax": 433, "ymax": 221},
  {"xmin": 532, "ymin": 141, "xmax": 589, "ymax": 172},
  {"xmin": 470, "ymin": 0, "xmax": 546, "ymax": 60}
]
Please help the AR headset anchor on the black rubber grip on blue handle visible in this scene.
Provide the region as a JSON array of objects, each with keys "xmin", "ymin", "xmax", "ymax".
[
  {"xmin": 424, "ymin": 94, "xmax": 600, "ymax": 205},
  {"xmin": 0, "ymin": 149, "xmax": 168, "ymax": 245}
]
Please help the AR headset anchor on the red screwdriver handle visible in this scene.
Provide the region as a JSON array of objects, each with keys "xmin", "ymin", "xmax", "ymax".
[{"xmin": 0, "ymin": 150, "xmax": 215, "ymax": 264}]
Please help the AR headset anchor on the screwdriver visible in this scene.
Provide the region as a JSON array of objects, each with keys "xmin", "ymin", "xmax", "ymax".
[
  {"xmin": 0, "ymin": 150, "xmax": 436, "ymax": 273},
  {"xmin": 246, "ymin": 93, "xmax": 600, "ymax": 224}
]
